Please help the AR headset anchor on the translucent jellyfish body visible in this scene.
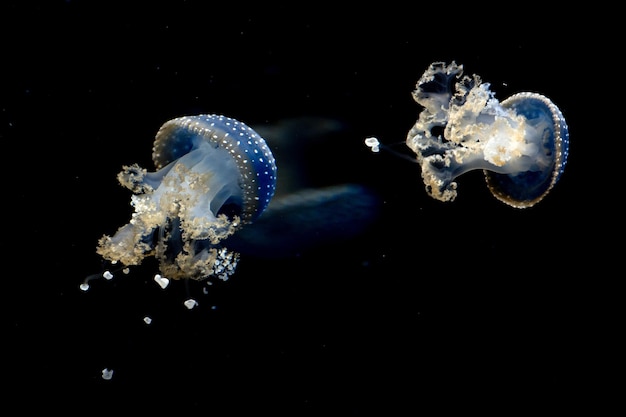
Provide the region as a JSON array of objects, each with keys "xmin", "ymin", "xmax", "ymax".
[
  {"xmin": 95, "ymin": 114, "xmax": 277, "ymax": 281},
  {"xmin": 406, "ymin": 61, "xmax": 569, "ymax": 208}
]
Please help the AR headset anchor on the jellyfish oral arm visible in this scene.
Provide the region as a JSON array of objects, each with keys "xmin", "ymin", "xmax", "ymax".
[
  {"xmin": 410, "ymin": 105, "xmax": 551, "ymax": 202},
  {"xmin": 406, "ymin": 62, "xmax": 568, "ymax": 208}
]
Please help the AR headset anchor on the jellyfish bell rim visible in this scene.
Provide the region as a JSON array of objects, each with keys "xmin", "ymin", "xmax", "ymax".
[
  {"xmin": 484, "ymin": 92, "xmax": 569, "ymax": 209},
  {"xmin": 151, "ymin": 114, "xmax": 277, "ymax": 223}
]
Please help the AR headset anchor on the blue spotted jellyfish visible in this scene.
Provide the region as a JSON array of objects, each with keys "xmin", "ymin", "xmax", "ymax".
[
  {"xmin": 90, "ymin": 114, "xmax": 277, "ymax": 285},
  {"xmin": 368, "ymin": 61, "xmax": 569, "ymax": 208}
]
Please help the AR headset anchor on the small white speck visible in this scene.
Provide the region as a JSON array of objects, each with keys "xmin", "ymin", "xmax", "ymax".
[
  {"xmin": 364, "ymin": 137, "xmax": 380, "ymax": 152},
  {"xmin": 143, "ymin": 316, "xmax": 152, "ymax": 324},
  {"xmin": 79, "ymin": 283, "xmax": 89, "ymax": 291},
  {"xmin": 101, "ymin": 368, "xmax": 114, "ymax": 380},
  {"xmin": 154, "ymin": 274, "xmax": 170, "ymax": 289},
  {"xmin": 184, "ymin": 299, "xmax": 198, "ymax": 309},
  {"xmin": 103, "ymin": 270, "xmax": 113, "ymax": 280}
]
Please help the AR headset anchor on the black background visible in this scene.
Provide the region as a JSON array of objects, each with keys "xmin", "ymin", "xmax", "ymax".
[{"xmin": 2, "ymin": 1, "xmax": 616, "ymax": 414}]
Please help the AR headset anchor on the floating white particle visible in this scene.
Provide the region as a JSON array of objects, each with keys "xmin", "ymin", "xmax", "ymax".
[
  {"xmin": 184, "ymin": 299, "xmax": 198, "ymax": 309},
  {"xmin": 103, "ymin": 270, "xmax": 114, "ymax": 280},
  {"xmin": 122, "ymin": 268, "xmax": 130, "ymax": 274},
  {"xmin": 101, "ymin": 368, "xmax": 114, "ymax": 380},
  {"xmin": 154, "ymin": 274, "xmax": 170, "ymax": 289},
  {"xmin": 364, "ymin": 137, "xmax": 380, "ymax": 152},
  {"xmin": 79, "ymin": 283, "xmax": 90, "ymax": 292},
  {"xmin": 143, "ymin": 316, "xmax": 152, "ymax": 324}
]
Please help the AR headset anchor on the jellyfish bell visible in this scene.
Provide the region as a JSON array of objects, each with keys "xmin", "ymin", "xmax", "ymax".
[
  {"xmin": 369, "ymin": 61, "xmax": 569, "ymax": 208},
  {"xmin": 485, "ymin": 92, "xmax": 568, "ymax": 207},
  {"xmin": 83, "ymin": 114, "xmax": 277, "ymax": 290}
]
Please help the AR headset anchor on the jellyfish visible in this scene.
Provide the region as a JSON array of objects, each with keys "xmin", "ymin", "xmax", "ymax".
[
  {"xmin": 404, "ymin": 61, "xmax": 569, "ymax": 208},
  {"xmin": 91, "ymin": 114, "xmax": 277, "ymax": 283}
]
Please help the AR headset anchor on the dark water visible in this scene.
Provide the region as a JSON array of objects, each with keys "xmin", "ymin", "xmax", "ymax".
[{"xmin": 2, "ymin": 2, "xmax": 613, "ymax": 414}]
